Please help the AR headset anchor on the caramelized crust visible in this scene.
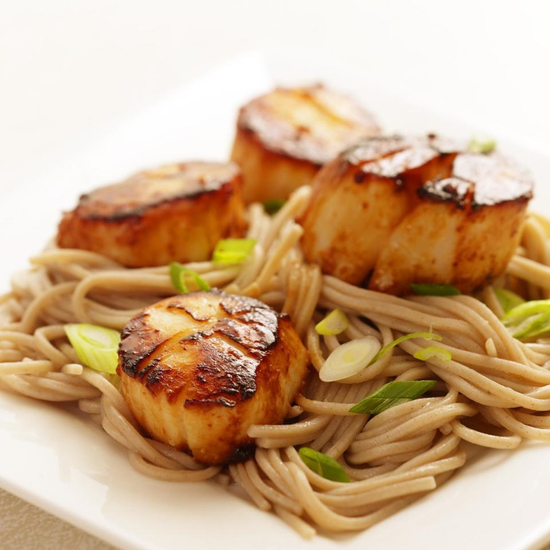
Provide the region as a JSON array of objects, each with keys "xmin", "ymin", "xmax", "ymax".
[
  {"xmin": 231, "ymin": 85, "xmax": 380, "ymax": 203},
  {"xmin": 371, "ymin": 152, "xmax": 533, "ymax": 294},
  {"xmin": 118, "ymin": 291, "xmax": 309, "ymax": 464},
  {"xmin": 57, "ymin": 162, "xmax": 246, "ymax": 267},
  {"xmin": 300, "ymin": 135, "xmax": 534, "ymax": 294},
  {"xmin": 300, "ymin": 135, "xmax": 458, "ymax": 285}
]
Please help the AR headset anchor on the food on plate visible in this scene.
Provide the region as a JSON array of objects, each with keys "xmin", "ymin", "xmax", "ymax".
[
  {"xmin": 231, "ymin": 85, "xmax": 380, "ymax": 203},
  {"xmin": 2, "ymin": 87, "xmax": 550, "ymax": 540},
  {"xmin": 118, "ymin": 291, "xmax": 309, "ymax": 464},
  {"xmin": 300, "ymin": 135, "xmax": 533, "ymax": 293},
  {"xmin": 57, "ymin": 162, "xmax": 246, "ymax": 267}
]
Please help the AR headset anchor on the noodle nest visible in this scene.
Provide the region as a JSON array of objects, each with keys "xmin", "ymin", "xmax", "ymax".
[{"xmin": 2, "ymin": 186, "xmax": 550, "ymax": 538}]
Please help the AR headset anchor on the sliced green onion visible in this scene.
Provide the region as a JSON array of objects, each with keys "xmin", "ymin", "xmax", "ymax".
[
  {"xmin": 349, "ymin": 380, "xmax": 437, "ymax": 415},
  {"xmin": 503, "ymin": 300, "xmax": 550, "ymax": 339},
  {"xmin": 315, "ymin": 309, "xmax": 349, "ymax": 336},
  {"xmin": 212, "ymin": 238, "xmax": 256, "ymax": 264},
  {"xmin": 503, "ymin": 300, "xmax": 550, "ymax": 323},
  {"xmin": 263, "ymin": 198, "xmax": 286, "ymax": 215},
  {"xmin": 494, "ymin": 288, "xmax": 525, "ymax": 315},
  {"xmin": 319, "ymin": 337, "xmax": 380, "ymax": 382},
  {"xmin": 410, "ymin": 283, "xmax": 461, "ymax": 296},
  {"xmin": 510, "ymin": 312, "xmax": 550, "ymax": 340},
  {"xmin": 64, "ymin": 324, "xmax": 120, "ymax": 374},
  {"xmin": 298, "ymin": 447, "xmax": 350, "ymax": 483},
  {"xmin": 370, "ymin": 332, "xmax": 442, "ymax": 365},
  {"xmin": 170, "ymin": 262, "xmax": 210, "ymax": 294},
  {"xmin": 414, "ymin": 346, "xmax": 452, "ymax": 362},
  {"xmin": 468, "ymin": 134, "xmax": 497, "ymax": 154}
]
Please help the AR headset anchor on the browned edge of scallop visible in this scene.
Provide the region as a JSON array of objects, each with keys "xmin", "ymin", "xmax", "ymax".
[
  {"xmin": 368, "ymin": 151, "xmax": 535, "ymax": 294},
  {"xmin": 118, "ymin": 291, "xmax": 282, "ymax": 402},
  {"xmin": 299, "ymin": 135, "xmax": 460, "ymax": 285},
  {"xmin": 118, "ymin": 290, "xmax": 310, "ymax": 464},
  {"xmin": 57, "ymin": 161, "xmax": 246, "ymax": 267},
  {"xmin": 230, "ymin": 85, "xmax": 381, "ymax": 204}
]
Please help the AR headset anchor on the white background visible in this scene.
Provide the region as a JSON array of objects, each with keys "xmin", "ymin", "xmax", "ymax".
[
  {"xmin": 1, "ymin": 0, "xmax": 550, "ymax": 194},
  {"xmin": 1, "ymin": 1, "xmax": 550, "ymax": 548}
]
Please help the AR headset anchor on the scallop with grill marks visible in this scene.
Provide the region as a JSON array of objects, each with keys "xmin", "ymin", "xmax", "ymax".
[{"xmin": 118, "ymin": 290, "xmax": 310, "ymax": 465}]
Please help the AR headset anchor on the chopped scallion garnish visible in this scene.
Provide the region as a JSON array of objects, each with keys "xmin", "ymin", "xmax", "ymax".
[
  {"xmin": 370, "ymin": 331, "xmax": 442, "ymax": 365},
  {"xmin": 503, "ymin": 300, "xmax": 550, "ymax": 340},
  {"xmin": 319, "ymin": 336, "xmax": 380, "ymax": 382},
  {"xmin": 315, "ymin": 309, "xmax": 349, "ymax": 336},
  {"xmin": 64, "ymin": 324, "xmax": 120, "ymax": 374},
  {"xmin": 468, "ymin": 134, "xmax": 497, "ymax": 154},
  {"xmin": 212, "ymin": 239, "xmax": 256, "ymax": 264},
  {"xmin": 298, "ymin": 447, "xmax": 350, "ymax": 483},
  {"xmin": 494, "ymin": 288, "xmax": 525, "ymax": 315},
  {"xmin": 413, "ymin": 346, "xmax": 452, "ymax": 362},
  {"xmin": 349, "ymin": 380, "xmax": 436, "ymax": 415},
  {"xmin": 263, "ymin": 198, "xmax": 286, "ymax": 215},
  {"xmin": 170, "ymin": 262, "xmax": 210, "ymax": 294},
  {"xmin": 410, "ymin": 283, "xmax": 461, "ymax": 296}
]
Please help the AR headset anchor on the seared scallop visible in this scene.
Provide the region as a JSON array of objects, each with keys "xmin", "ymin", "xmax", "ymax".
[
  {"xmin": 118, "ymin": 290, "xmax": 309, "ymax": 464},
  {"xmin": 230, "ymin": 85, "xmax": 380, "ymax": 204},
  {"xmin": 300, "ymin": 135, "xmax": 533, "ymax": 294},
  {"xmin": 300, "ymin": 135, "xmax": 458, "ymax": 285},
  {"xmin": 370, "ymin": 152, "xmax": 533, "ymax": 294},
  {"xmin": 57, "ymin": 162, "xmax": 246, "ymax": 267}
]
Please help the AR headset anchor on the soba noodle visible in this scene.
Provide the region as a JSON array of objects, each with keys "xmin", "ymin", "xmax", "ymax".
[{"xmin": 2, "ymin": 185, "xmax": 550, "ymax": 538}]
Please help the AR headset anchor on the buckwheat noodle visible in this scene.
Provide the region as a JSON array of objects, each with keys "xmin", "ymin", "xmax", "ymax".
[{"xmin": 2, "ymin": 186, "xmax": 550, "ymax": 538}]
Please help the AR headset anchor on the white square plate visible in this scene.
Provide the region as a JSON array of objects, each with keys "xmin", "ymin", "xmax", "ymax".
[{"xmin": 1, "ymin": 52, "xmax": 550, "ymax": 550}]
